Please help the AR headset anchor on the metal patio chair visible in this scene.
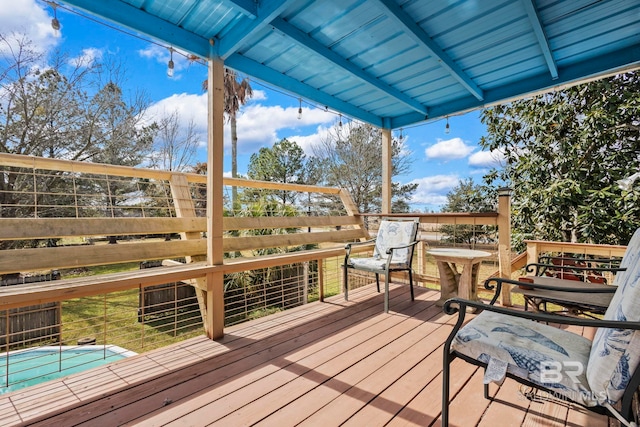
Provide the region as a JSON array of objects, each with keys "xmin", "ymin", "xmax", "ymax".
[
  {"xmin": 343, "ymin": 217, "xmax": 419, "ymax": 313},
  {"xmin": 441, "ymin": 228, "xmax": 640, "ymax": 427}
]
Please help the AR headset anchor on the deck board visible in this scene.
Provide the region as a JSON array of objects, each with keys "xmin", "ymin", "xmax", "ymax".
[{"xmin": 0, "ymin": 283, "xmax": 615, "ymax": 427}]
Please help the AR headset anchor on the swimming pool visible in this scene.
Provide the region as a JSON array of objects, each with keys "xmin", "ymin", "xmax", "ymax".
[{"xmin": 0, "ymin": 345, "xmax": 137, "ymax": 394}]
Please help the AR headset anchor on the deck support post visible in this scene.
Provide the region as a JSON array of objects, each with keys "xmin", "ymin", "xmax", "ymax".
[
  {"xmin": 206, "ymin": 57, "xmax": 225, "ymax": 339},
  {"xmin": 497, "ymin": 187, "xmax": 512, "ymax": 306},
  {"xmin": 381, "ymin": 128, "xmax": 392, "ymax": 215}
]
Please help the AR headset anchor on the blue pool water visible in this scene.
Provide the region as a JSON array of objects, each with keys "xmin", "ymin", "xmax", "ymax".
[{"xmin": 0, "ymin": 345, "xmax": 136, "ymax": 395}]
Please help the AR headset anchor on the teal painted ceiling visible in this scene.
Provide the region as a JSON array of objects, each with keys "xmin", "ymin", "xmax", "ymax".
[{"xmin": 61, "ymin": 0, "xmax": 640, "ymax": 129}]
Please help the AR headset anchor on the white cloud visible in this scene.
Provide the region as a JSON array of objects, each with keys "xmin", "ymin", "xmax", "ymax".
[
  {"xmin": 468, "ymin": 148, "xmax": 505, "ymax": 168},
  {"xmin": 282, "ymin": 124, "xmax": 332, "ymax": 154},
  {"xmin": 249, "ymin": 89, "xmax": 267, "ymax": 102},
  {"xmin": 68, "ymin": 48, "xmax": 103, "ymax": 67},
  {"xmin": 144, "ymin": 93, "xmax": 209, "ymax": 149},
  {"xmin": 0, "ymin": 0, "xmax": 59, "ymax": 54},
  {"xmin": 408, "ymin": 174, "xmax": 461, "ymax": 208},
  {"xmin": 234, "ymin": 104, "xmax": 334, "ymax": 153},
  {"xmin": 425, "ymin": 137, "xmax": 474, "ymax": 160},
  {"xmin": 144, "ymin": 94, "xmax": 335, "ymax": 156}
]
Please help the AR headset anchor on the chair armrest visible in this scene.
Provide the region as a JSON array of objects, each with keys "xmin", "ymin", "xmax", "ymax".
[
  {"xmin": 485, "ymin": 277, "xmax": 617, "ymax": 293},
  {"xmin": 482, "ymin": 277, "xmax": 617, "ymax": 306},
  {"xmin": 344, "ymin": 238, "xmax": 376, "ymax": 261},
  {"xmin": 538, "ymin": 255, "xmax": 621, "ymax": 266},
  {"xmin": 525, "ymin": 262, "xmax": 626, "ymax": 276},
  {"xmin": 384, "ymin": 240, "xmax": 420, "ymax": 254},
  {"xmin": 344, "ymin": 238, "xmax": 376, "ymax": 250},
  {"xmin": 443, "ymin": 297, "xmax": 640, "ymax": 330}
]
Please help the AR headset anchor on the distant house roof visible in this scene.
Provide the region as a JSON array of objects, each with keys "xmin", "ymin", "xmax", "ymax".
[{"xmin": 63, "ymin": 0, "xmax": 640, "ymax": 128}]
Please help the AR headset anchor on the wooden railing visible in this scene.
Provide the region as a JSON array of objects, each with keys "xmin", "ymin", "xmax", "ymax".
[
  {"xmin": 0, "ymin": 153, "xmax": 373, "ymax": 338},
  {"xmin": 525, "ymin": 240, "xmax": 627, "ymax": 262},
  {"xmin": 0, "ymin": 153, "xmax": 514, "ymax": 344}
]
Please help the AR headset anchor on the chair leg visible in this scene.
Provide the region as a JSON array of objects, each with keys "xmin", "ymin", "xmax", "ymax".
[
  {"xmin": 375, "ymin": 273, "xmax": 380, "ymax": 293},
  {"xmin": 384, "ymin": 274, "xmax": 389, "ymax": 313},
  {"xmin": 484, "ymin": 383, "xmax": 491, "ymax": 400},
  {"xmin": 408, "ymin": 269, "xmax": 414, "ymax": 301},
  {"xmin": 442, "ymin": 349, "xmax": 452, "ymax": 426}
]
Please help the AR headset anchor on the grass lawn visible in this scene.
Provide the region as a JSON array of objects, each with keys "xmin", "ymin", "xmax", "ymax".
[{"xmin": 59, "ymin": 262, "xmax": 203, "ymax": 354}]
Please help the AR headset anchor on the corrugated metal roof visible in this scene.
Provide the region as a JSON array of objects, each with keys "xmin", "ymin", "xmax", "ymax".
[{"xmin": 62, "ymin": 0, "xmax": 640, "ymax": 129}]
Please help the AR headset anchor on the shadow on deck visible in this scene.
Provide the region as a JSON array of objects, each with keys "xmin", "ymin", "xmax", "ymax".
[{"xmin": 0, "ymin": 284, "xmax": 611, "ymax": 426}]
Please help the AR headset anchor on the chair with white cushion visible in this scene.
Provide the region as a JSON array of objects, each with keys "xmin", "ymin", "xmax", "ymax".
[
  {"xmin": 442, "ymin": 227, "xmax": 640, "ymax": 426},
  {"xmin": 343, "ymin": 217, "xmax": 419, "ymax": 313}
]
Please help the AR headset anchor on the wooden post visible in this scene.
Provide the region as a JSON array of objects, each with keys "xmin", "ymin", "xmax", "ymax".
[
  {"xmin": 381, "ymin": 128, "xmax": 392, "ymax": 215},
  {"xmin": 526, "ymin": 241, "xmax": 540, "ymax": 267},
  {"xmin": 169, "ymin": 174, "xmax": 210, "ymax": 335},
  {"xmin": 338, "ymin": 189, "xmax": 367, "ymax": 239},
  {"xmin": 207, "ymin": 58, "xmax": 225, "ymax": 339},
  {"xmin": 497, "ymin": 187, "xmax": 512, "ymax": 306}
]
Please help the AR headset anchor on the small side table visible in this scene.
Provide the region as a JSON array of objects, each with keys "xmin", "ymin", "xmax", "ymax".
[{"xmin": 427, "ymin": 248, "xmax": 492, "ymax": 308}]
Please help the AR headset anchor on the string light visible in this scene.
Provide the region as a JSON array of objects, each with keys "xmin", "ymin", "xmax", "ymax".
[
  {"xmin": 167, "ymin": 47, "xmax": 174, "ymax": 77},
  {"xmin": 39, "ymin": 0, "xmax": 454, "ymax": 134},
  {"xmin": 48, "ymin": 2, "xmax": 61, "ymax": 37},
  {"xmin": 445, "ymin": 116, "xmax": 450, "ymax": 134},
  {"xmin": 39, "ymin": 0, "xmax": 357, "ymax": 124},
  {"xmin": 297, "ymin": 98, "xmax": 302, "ymax": 120}
]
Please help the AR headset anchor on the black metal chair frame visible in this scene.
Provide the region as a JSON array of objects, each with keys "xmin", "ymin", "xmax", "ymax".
[
  {"xmin": 519, "ymin": 260, "xmax": 625, "ymax": 317},
  {"xmin": 441, "ymin": 277, "xmax": 640, "ymax": 427},
  {"xmin": 343, "ymin": 218, "xmax": 419, "ymax": 313},
  {"xmin": 526, "ymin": 259, "xmax": 625, "ymax": 283}
]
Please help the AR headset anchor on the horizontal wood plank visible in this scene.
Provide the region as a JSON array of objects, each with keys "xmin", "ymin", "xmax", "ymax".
[
  {"xmin": 0, "ymin": 217, "xmax": 204, "ymax": 240},
  {"xmin": 0, "ymin": 216, "xmax": 363, "ymax": 240},
  {"xmin": 0, "ymin": 245, "xmax": 372, "ymax": 310},
  {"xmin": 223, "ymin": 229, "xmax": 367, "ymax": 252},
  {"xmin": 223, "ymin": 215, "xmax": 361, "ymax": 230},
  {"xmin": 0, "ymin": 240, "xmax": 207, "ymax": 275},
  {"xmin": 0, "ymin": 153, "xmax": 342, "ymax": 194}
]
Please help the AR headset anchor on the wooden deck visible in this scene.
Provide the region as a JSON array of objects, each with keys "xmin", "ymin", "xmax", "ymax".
[{"xmin": 0, "ymin": 284, "xmax": 613, "ymax": 426}]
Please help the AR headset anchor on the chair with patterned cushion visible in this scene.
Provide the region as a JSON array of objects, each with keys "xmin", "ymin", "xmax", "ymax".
[
  {"xmin": 343, "ymin": 217, "xmax": 419, "ymax": 313},
  {"xmin": 441, "ymin": 228, "xmax": 640, "ymax": 427}
]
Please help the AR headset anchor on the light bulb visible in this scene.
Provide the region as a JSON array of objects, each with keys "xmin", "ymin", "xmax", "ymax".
[
  {"xmin": 167, "ymin": 59, "xmax": 174, "ymax": 77},
  {"xmin": 445, "ymin": 117, "xmax": 450, "ymax": 134},
  {"xmin": 49, "ymin": 2, "xmax": 60, "ymax": 37},
  {"xmin": 167, "ymin": 48, "xmax": 174, "ymax": 77},
  {"xmin": 297, "ymin": 98, "xmax": 302, "ymax": 119}
]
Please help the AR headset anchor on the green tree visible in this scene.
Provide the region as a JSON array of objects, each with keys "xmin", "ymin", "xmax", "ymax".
[
  {"xmin": 246, "ymin": 138, "xmax": 306, "ymax": 206},
  {"xmin": 440, "ymin": 178, "xmax": 497, "ymax": 245},
  {"xmin": 480, "ymin": 71, "xmax": 640, "ymax": 246},
  {"xmin": 312, "ymin": 122, "xmax": 417, "ymax": 215},
  {"xmin": 0, "ymin": 34, "xmax": 154, "ymax": 223}
]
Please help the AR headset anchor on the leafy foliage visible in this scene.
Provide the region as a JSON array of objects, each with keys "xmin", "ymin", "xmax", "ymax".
[
  {"xmin": 481, "ymin": 72, "xmax": 640, "ymax": 245},
  {"xmin": 312, "ymin": 122, "xmax": 417, "ymax": 215},
  {"xmin": 246, "ymin": 138, "xmax": 307, "ymax": 206},
  {"xmin": 0, "ymin": 34, "xmax": 155, "ymax": 224},
  {"xmin": 440, "ymin": 178, "xmax": 497, "ymax": 245}
]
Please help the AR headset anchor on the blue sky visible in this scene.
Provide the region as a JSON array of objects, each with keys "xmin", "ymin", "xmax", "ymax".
[{"xmin": 2, "ymin": 0, "xmax": 505, "ymax": 211}]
